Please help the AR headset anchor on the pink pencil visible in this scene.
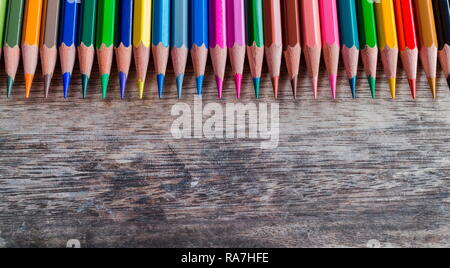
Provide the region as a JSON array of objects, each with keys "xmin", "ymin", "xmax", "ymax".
[
  {"xmin": 319, "ymin": 0, "xmax": 341, "ymax": 99},
  {"xmin": 227, "ymin": 0, "xmax": 246, "ymax": 99},
  {"xmin": 209, "ymin": 0, "xmax": 227, "ymax": 98}
]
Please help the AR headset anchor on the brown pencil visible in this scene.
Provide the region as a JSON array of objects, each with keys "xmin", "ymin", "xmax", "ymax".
[
  {"xmin": 263, "ymin": 0, "xmax": 283, "ymax": 99},
  {"xmin": 281, "ymin": 0, "xmax": 301, "ymax": 98}
]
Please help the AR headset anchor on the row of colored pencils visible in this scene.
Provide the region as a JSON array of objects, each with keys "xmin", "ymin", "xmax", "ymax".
[{"xmin": 0, "ymin": 0, "xmax": 449, "ymax": 99}]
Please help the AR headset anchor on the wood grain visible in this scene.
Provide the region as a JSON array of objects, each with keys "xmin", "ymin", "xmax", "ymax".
[{"xmin": 0, "ymin": 55, "xmax": 450, "ymax": 248}]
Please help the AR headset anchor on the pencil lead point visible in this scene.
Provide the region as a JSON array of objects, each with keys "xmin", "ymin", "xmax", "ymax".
[
  {"xmin": 329, "ymin": 75, "xmax": 337, "ymax": 99},
  {"xmin": 176, "ymin": 75, "xmax": 184, "ymax": 98},
  {"xmin": 25, "ymin": 74, "xmax": 34, "ymax": 99},
  {"xmin": 447, "ymin": 76, "xmax": 450, "ymax": 89},
  {"xmin": 63, "ymin": 72, "xmax": 71, "ymax": 99},
  {"xmin": 349, "ymin": 77, "xmax": 357, "ymax": 99},
  {"xmin": 44, "ymin": 74, "xmax": 52, "ymax": 98},
  {"xmin": 389, "ymin": 78, "xmax": 396, "ymax": 99},
  {"xmin": 312, "ymin": 77, "xmax": 318, "ymax": 99},
  {"xmin": 253, "ymin": 78, "xmax": 261, "ymax": 99},
  {"xmin": 408, "ymin": 79, "xmax": 416, "ymax": 99},
  {"xmin": 215, "ymin": 76, "xmax": 223, "ymax": 99},
  {"xmin": 271, "ymin": 76, "xmax": 279, "ymax": 99},
  {"xmin": 234, "ymin": 74, "xmax": 243, "ymax": 99},
  {"xmin": 291, "ymin": 77, "xmax": 298, "ymax": 99},
  {"xmin": 138, "ymin": 80, "xmax": 145, "ymax": 99},
  {"xmin": 428, "ymin": 78, "xmax": 436, "ymax": 99},
  {"xmin": 157, "ymin": 74, "xmax": 165, "ymax": 99},
  {"xmin": 196, "ymin": 75, "xmax": 204, "ymax": 96},
  {"xmin": 7, "ymin": 76, "xmax": 14, "ymax": 98},
  {"xmin": 368, "ymin": 76, "xmax": 376, "ymax": 99},
  {"xmin": 81, "ymin": 75, "xmax": 89, "ymax": 99},
  {"xmin": 101, "ymin": 74, "xmax": 109, "ymax": 99},
  {"xmin": 119, "ymin": 72, "xmax": 127, "ymax": 99}
]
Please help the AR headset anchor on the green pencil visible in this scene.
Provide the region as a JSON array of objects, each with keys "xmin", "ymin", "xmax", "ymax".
[
  {"xmin": 245, "ymin": 0, "xmax": 264, "ymax": 98},
  {"xmin": 96, "ymin": 0, "xmax": 116, "ymax": 99},
  {"xmin": 0, "ymin": 0, "xmax": 8, "ymax": 60},
  {"xmin": 356, "ymin": 0, "xmax": 378, "ymax": 98},
  {"xmin": 4, "ymin": 0, "xmax": 24, "ymax": 97},
  {"xmin": 78, "ymin": 0, "xmax": 98, "ymax": 98}
]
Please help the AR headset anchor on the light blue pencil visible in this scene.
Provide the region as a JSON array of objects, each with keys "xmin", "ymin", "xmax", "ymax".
[
  {"xmin": 171, "ymin": 0, "xmax": 189, "ymax": 98},
  {"xmin": 152, "ymin": 0, "xmax": 170, "ymax": 98}
]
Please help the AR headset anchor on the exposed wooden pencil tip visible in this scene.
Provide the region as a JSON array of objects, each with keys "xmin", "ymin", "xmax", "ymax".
[
  {"xmin": 44, "ymin": 74, "xmax": 52, "ymax": 98},
  {"xmin": 408, "ymin": 79, "xmax": 417, "ymax": 100},
  {"xmin": 389, "ymin": 78, "xmax": 396, "ymax": 99},
  {"xmin": 138, "ymin": 80, "xmax": 145, "ymax": 99},
  {"xmin": 271, "ymin": 77, "xmax": 279, "ymax": 99},
  {"xmin": 312, "ymin": 77, "xmax": 318, "ymax": 99},
  {"xmin": 291, "ymin": 77, "xmax": 298, "ymax": 99},
  {"xmin": 25, "ymin": 74, "xmax": 34, "ymax": 99},
  {"xmin": 428, "ymin": 78, "xmax": 436, "ymax": 99}
]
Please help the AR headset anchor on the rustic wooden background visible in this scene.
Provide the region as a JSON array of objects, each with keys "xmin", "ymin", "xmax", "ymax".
[{"xmin": 0, "ymin": 55, "xmax": 449, "ymax": 248}]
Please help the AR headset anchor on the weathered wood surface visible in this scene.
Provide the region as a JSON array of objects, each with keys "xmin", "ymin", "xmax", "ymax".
[{"xmin": 0, "ymin": 56, "xmax": 450, "ymax": 248}]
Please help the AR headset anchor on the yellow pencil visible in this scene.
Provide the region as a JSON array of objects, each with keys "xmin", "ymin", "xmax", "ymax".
[
  {"xmin": 375, "ymin": 0, "xmax": 398, "ymax": 99},
  {"xmin": 133, "ymin": 0, "xmax": 152, "ymax": 99},
  {"xmin": 415, "ymin": 0, "xmax": 438, "ymax": 98}
]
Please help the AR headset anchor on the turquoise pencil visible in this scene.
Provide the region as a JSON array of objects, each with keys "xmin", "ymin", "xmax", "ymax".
[
  {"xmin": 152, "ymin": 0, "xmax": 170, "ymax": 98},
  {"xmin": 171, "ymin": 0, "xmax": 189, "ymax": 98},
  {"xmin": 337, "ymin": 0, "xmax": 360, "ymax": 98}
]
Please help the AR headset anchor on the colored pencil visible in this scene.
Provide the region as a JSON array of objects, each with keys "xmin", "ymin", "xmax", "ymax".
[
  {"xmin": 40, "ymin": 0, "xmax": 60, "ymax": 98},
  {"xmin": 96, "ymin": 0, "xmax": 116, "ymax": 99},
  {"xmin": 374, "ymin": 0, "xmax": 398, "ymax": 99},
  {"xmin": 171, "ymin": 0, "xmax": 188, "ymax": 98},
  {"xmin": 209, "ymin": 0, "xmax": 227, "ymax": 98},
  {"xmin": 245, "ymin": 0, "xmax": 264, "ymax": 98},
  {"xmin": 356, "ymin": 0, "xmax": 378, "ymax": 98},
  {"xmin": 77, "ymin": 0, "xmax": 97, "ymax": 98},
  {"xmin": 115, "ymin": 0, "xmax": 133, "ymax": 99},
  {"xmin": 337, "ymin": 0, "xmax": 359, "ymax": 98},
  {"xmin": 281, "ymin": 0, "xmax": 301, "ymax": 98},
  {"xmin": 59, "ymin": 0, "xmax": 80, "ymax": 99},
  {"xmin": 22, "ymin": 0, "xmax": 43, "ymax": 98},
  {"xmin": 301, "ymin": 0, "xmax": 322, "ymax": 98},
  {"xmin": 415, "ymin": 0, "xmax": 438, "ymax": 98},
  {"xmin": 190, "ymin": 0, "xmax": 208, "ymax": 96},
  {"xmin": 133, "ymin": 0, "xmax": 151, "ymax": 99},
  {"xmin": 0, "ymin": 0, "xmax": 8, "ymax": 61},
  {"xmin": 393, "ymin": 0, "xmax": 418, "ymax": 98},
  {"xmin": 152, "ymin": 0, "xmax": 170, "ymax": 98},
  {"xmin": 319, "ymin": 0, "xmax": 340, "ymax": 99},
  {"xmin": 263, "ymin": 0, "xmax": 283, "ymax": 99},
  {"xmin": 4, "ymin": 0, "xmax": 24, "ymax": 97},
  {"xmin": 433, "ymin": 0, "xmax": 450, "ymax": 89},
  {"xmin": 227, "ymin": 0, "xmax": 246, "ymax": 98}
]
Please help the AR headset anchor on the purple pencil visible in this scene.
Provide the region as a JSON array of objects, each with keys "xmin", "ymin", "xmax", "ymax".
[
  {"xmin": 227, "ymin": 0, "xmax": 246, "ymax": 98},
  {"xmin": 209, "ymin": 0, "xmax": 227, "ymax": 98}
]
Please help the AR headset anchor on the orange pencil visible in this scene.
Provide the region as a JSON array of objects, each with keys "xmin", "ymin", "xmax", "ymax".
[{"xmin": 22, "ymin": 0, "xmax": 43, "ymax": 98}]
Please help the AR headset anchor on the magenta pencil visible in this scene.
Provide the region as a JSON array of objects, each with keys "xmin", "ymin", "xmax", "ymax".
[
  {"xmin": 319, "ymin": 0, "xmax": 341, "ymax": 99},
  {"xmin": 227, "ymin": 0, "xmax": 246, "ymax": 98},
  {"xmin": 209, "ymin": 0, "xmax": 227, "ymax": 98}
]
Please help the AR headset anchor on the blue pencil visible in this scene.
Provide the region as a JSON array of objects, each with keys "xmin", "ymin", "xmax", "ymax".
[
  {"xmin": 189, "ymin": 0, "xmax": 208, "ymax": 96},
  {"xmin": 171, "ymin": 0, "xmax": 189, "ymax": 98},
  {"xmin": 152, "ymin": 0, "xmax": 170, "ymax": 98},
  {"xmin": 337, "ymin": 0, "xmax": 360, "ymax": 98},
  {"xmin": 115, "ymin": 0, "xmax": 133, "ymax": 99},
  {"xmin": 59, "ymin": 0, "xmax": 80, "ymax": 99}
]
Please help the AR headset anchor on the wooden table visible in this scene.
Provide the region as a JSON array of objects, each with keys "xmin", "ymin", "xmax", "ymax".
[{"xmin": 0, "ymin": 58, "xmax": 449, "ymax": 248}]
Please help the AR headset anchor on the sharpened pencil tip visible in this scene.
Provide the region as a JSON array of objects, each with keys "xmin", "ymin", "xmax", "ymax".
[
  {"xmin": 119, "ymin": 72, "xmax": 127, "ymax": 99},
  {"xmin": 25, "ymin": 74, "xmax": 34, "ymax": 99},
  {"xmin": 157, "ymin": 74, "xmax": 165, "ymax": 99},
  {"xmin": 389, "ymin": 78, "xmax": 396, "ymax": 99},
  {"xmin": 234, "ymin": 74, "xmax": 243, "ymax": 99},
  {"xmin": 7, "ymin": 76, "xmax": 14, "ymax": 98},
  {"xmin": 63, "ymin": 73, "xmax": 71, "ymax": 99},
  {"xmin": 271, "ymin": 76, "xmax": 279, "ymax": 99},
  {"xmin": 349, "ymin": 77, "xmax": 357, "ymax": 99},
  {"xmin": 138, "ymin": 80, "xmax": 145, "ymax": 99},
  {"xmin": 447, "ymin": 76, "xmax": 450, "ymax": 89},
  {"xmin": 196, "ymin": 76, "xmax": 204, "ymax": 96},
  {"xmin": 101, "ymin": 74, "xmax": 109, "ymax": 99},
  {"xmin": 176, "ymin": 75, "xmax": 184, "ymax": 98},
  {"xmin": 368, "ymin": 76, "xmax": 376, "ymax": 99},
  {"xmin": 428, "ymin": 78, "xmax": 436, "ymax": 99},
  {"xmin": 312, "ymin": 77, "xmax": 318, "ymax": 99},
  {"xmin": 291, "ymin": 77, "xmax": 298, "ymax": 99},
  {"xmin": 44, "ymin": 74, "xmax": 52, "ymax": 98},
  {"xmin": 215, "ymin": 76, "xmax": 223, "ymax": 99},
  {"xmin": 253, "ymin": 78, "xmax": 261, "ymax": 99},
  {"xmin": 81, "ymin": 75, "xmax": 89, "ymax": 99},
  {"xmin": 329, "ymin": 75, "xmax": 337, "ymax": 99},
  {"xmin": 408, "ymin": 79, "xmax": 416, "ymax": 99}
]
